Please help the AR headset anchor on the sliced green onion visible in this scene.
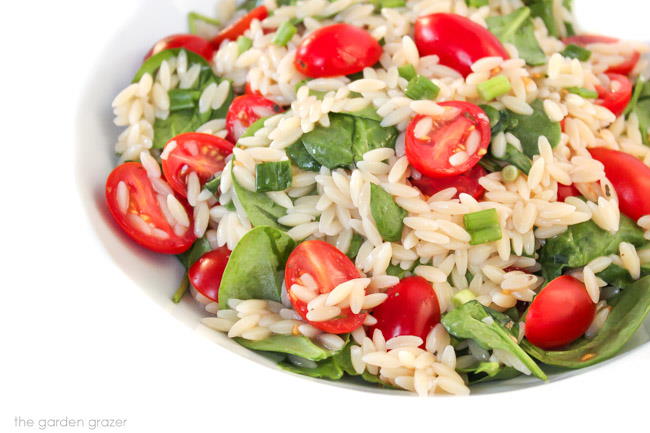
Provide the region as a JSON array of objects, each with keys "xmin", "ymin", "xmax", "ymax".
[
  {"xmin": 453, "ymin": 289, "xmax": 477, "ymax": 307},
  {"xmin": 398, "ymin": 64, "xmax": 417, "ymax": 81},
  {"xmin": 273, "ymin": 21, "xmax": 298, "ymax": 46},
  {"xmin": 168, "ymin": 89, "xmax": 200, "ymax": 111},
  {"xmin": 237, "ymin": 36, "xmax": 253, "ymax": 54},
  {"xmin": 561, "ymin": 44, "xmax": 592, "ymax": 61},
  {"xmin": 187, "ymin": 12, "xmax": 220, "ymax": 35},
  {"xmin": 464, "ymin": 208, "xmax": 502, "ymax": 245},
  {"xmin": 477, "ymin": 75, "xmax": 512, "ymax": 101},
  {"xmin": 171, "ymin": 275, "xmax": 189, "ymax": 303},
  {"xmin": 567, "ymin": 87, "xmax": 598, "ymax": 99},
  {"xmin": 405, "ymin": 75, "xmax": 440, "ymax": 100},
  {"xmin": 379, "ymin": 0, "xmax": 406, "ymax": 8},
  {"xmin": 466, "ymin": 0, "xmax": 489, "ymax": 7},
  {"xmin": 502, "ymin": 165, "xmax": 519, "ymax": 182},
  {"xmin": 255, "ymin": 161, "xmax": 293, "ymax": 192}
]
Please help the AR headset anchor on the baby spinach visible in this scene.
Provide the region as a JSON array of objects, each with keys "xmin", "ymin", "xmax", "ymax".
[
  {"xmin": 523, "ymin": 276, "xmax": 650, "ymax": 368},
  {"xmin": 623, "ymin": 78, "xmax": 650, "ymax": 145},
  {"xmin": 352, "ymin": 117, "xmax": 398, "ymax": 162},
  {"xmin": 458, "ymin": 361, "xmax": 521, "ymax": 384},
  {"xmin": 301, "ymin": 114, "xmax": 355, "ymax": 169},
  {"xmin": 442, "ymin": 301, "xmax": 547, "ymax": 380},
  {"xmin": 370, "ymin": 183, "xmax": 407, "ymax": 242},
  {"xmin": 597, "ymin": 263, "xmax": 650, "ymax": 289},
  {"xmin": 286, "ymin": 140, "xmax": 321, "ymax": 172},
  {"xmin": 486, "ymin": 7, "xmax": 546, "ymax": 66},
  {"xmin": 523, "ymin": 0, "xmax": 557, "ymax": 36},
  {"xmin": 255, "ymin": 161, "xmax": 292, "ymax": 192},
  {"xmin": 239, "ymin": 116, "xmax": 267, "ymax": 140},
  {"xmin": 346, "ymin": 233, "xmax": 365, "ymax": 259},
  {"xmin": 177, "ymin": 236, "xmax": 212, "ymax": 269},
  {"xmin": 234, "ymin": 335, "xmax": 335, "ymax": 361},
  {"xmin": 232, "ymin": 175, "xmax": 288, "ymax": 229},
  {"xmin": 132, "ymin": 48, "xmax": 234, "ymax": 149},
  {"xmin": 505, "ymin": 99, "xmax": 561, "ymax": 158},
  {"xmin": 218, "ymin": 226, "xmax": 295, "ymax": 308},
  {"xmin": 278, "ymin": 358, "xmax": 344, "ymax": 380},
  {"xmin": 539, "ymin": 214, "xmax": 646, "ymax": 280}
]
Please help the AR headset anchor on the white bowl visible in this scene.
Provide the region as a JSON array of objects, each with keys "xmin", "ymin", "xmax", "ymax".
[{"xmin": 75, "ymin": 0, "xmax": 650, "ymax": 396}]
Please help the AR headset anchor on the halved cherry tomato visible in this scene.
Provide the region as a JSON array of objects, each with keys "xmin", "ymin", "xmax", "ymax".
[
  {"xmin": 370, "ymin": 276, "xmax": 441, "ymax": 343},
  {"xmin": 245, "ymin": 82, "xmax": 261, "ymax": 96},
  {"xmin": 414, "ymin": 13, "xmax": 509, "ymax": 77},
  {"xmin": 405, "ymin": 101, "xmax": 491, "ymax": 178},
  {"xmin": 589, "ymin": 147, "xmax": 650, "ymax": 221},
  {"xmin": 188, "ymin": 247, "xmax": 231, "ymax": 302},
  {"xmin": 294, "ymin": 23, "xmax": 382, "ymax": 78},
  {"xmin": 145, "ymin": 34, "xmax": 215, "ymax": 61},
  {"xmin": 556, "ymin": 183, "xmax": 580, "ymax": 202},
  {"xmin": 410, "ymin": 164, "xmax": 486, "ymax": 199},
  {"xmin": 525, "ymin": 276, "xmax": 596, "ymax": 350},
  {"xmin": 225, "ymin": 95, "xmax": 283, "ymax": 142},
  {"xmin": 161, "ymin": 132, "xmax": 233, "ymax": 197},
  {"xmin": 105, "ymin": 162, "xmax": 196, "ymax": 254},
  {"xmin": 563, "ymin": 34, "xmax": 640, "ymax": 76},
  {"xmin": 595, "ymin": 73, "xmax": 632, "ymax": 117},
  {"xmin": 210, "ymin": 6, "xmax": 268, "ymax": 48},
  {"xmin": 285, "ymin": 240, "xmax": 366, "ymax": 334}
]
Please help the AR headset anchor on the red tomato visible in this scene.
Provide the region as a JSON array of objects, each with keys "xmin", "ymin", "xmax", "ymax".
[
  {"xmin": 188, "ymin": 247, "xmax": 231, "ymax": 302},
  {"xmin": 245, "ymin": 82, "xmax": 261, "ymax": 96},
  {"xmin": 145, "ymin": 34, "xmax": 215, "ymax": 61},
  {"xmin": 410, "ymin": 164, "xmax": 486, "ymax": 199},
  {"xmin": 414, "ymin": 13, "xmax": 509, "ymax": 77},
  {"xmin": 370, "ymin": 276, "xmax": 441, "ymax": 343},
  {"xmin": 161, "ymin": 132, "xmax": 233, "ymax": 197},
  {"xmin": 285, "ymin": 240, "xmax": 366, "ymax": 334},
  {"xmin": 556, "ymin": 184, "xmax": 580, "ymax": 202},
  {"xmin": 225, "ymin": 95, "xmax": 283, "ymax": 142},
  {"xmin": 105, "ymin": 162, "xmax": 196, "ymax": 254},
  {"xmin": 589, "ymin": 148, "xmax": 650, "ymax": 221},
  {"xmin": 563, "ymin": 34, "xmax": 640, "ymax": 76},
  {"xmin": 595, "ymin": 73, "xmax": 632, "ymax": 117},
  {"xmin": 210, "ymin": 6, "xmax": 268, "ymax": 48},
  {"xmin": 525, "ymin": 276, "xmax": 596, "ymax": 350},
  {"xmin": 294, "ymin": 24, "xmax": 382, "ymax": 78},
  {"xmin": 405, "ymin": 101, "xmax": 491, "ymax": 178}
]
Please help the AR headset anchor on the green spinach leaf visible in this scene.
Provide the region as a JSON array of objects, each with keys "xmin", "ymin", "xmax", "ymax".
[
  {"xmin": 370, "ymin": 183, "xmax": 407, "ymax": 242},
  {"xmin": 539, "ymin": 214, "xmax": 646, "ymax": 280},
  {"xmin": 234, "ymin": 335, "xmax": 335, "ymax": 361},
  {"xmin": 255, "ymin": 161, "xmax": 292, "ymax": 192},
  {"xmin": 523, "ymin": 276, "xmax": 650, "ymax": 367},
  {"xmin": 442, "ymin": 301, "xmax": 547, "ymax": 380},
  {"xmin": 597, "ymin": 263, "xmax": 650, "ymax": 289},
  {"xmin": 523, "ymin": 0, "xmax": 557, "ymax": 36},
  {"xmin": 486, "ymin": 7, "xmax": 546, "ymax": 66},
  {"xmin": 458, "ymin": 361, "xmax": 522, "ymax": 384},
  {"xmin": 232, "ymin": 174, "xmax": 288, "ymax": 229},
  {"xmin": 301, "ymin": 114, "xmax": 355, "ymax": 169},
  {"xmin": 278, "ymin": 358, "xmax": 344, "ymax": 379},
  {"xmin": 218, "ymin": 226, "xmax": 295, "ymax": 308},
  {"xmin": 505, "ymin": 99, "xmax": 561, "ymax": 158},
  {"xmin": 346, "ymin": 233, "xmax": 365, "ymax": 259},
  {"xmin": 286, "ymin": 140, "xmax": 322, "ymax": 172},
  {"xmin": 352, "ymin": 117, "xmax": 398, "ymax": 162},
  {"xmin": 176, "ymin": 237, "xmax": 212, "ymax": 269}
]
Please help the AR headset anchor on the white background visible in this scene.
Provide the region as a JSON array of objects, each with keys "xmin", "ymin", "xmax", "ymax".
[{"xmin": 2, "ymin": 1, "xmax": 650, "ymax": 432}]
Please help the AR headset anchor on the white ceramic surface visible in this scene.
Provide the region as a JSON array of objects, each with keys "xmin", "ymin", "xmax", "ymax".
[{"xmin": 75, "ymin": 0, "xmax": 650, "ymax": 397}]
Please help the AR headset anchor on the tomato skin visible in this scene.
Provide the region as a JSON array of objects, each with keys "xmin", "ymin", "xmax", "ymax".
[
  {"xmin": 563, "ymin": 34, "xmax": 639, "ymax": 76},
  {"xmin": 370, "ymin": 276, "xmax": 441, "ymax": 343},
  {"xmin": 188, "ymin": 247, "xmax": 231, "ymax": 302},
  {"xmin": 405, "ymin": 101, "xmax": 491, "ymax": 178},
  {"xmin": 161, "ymin": 133, "xmax": 234, "ymax": 197},
  {"xmin": 105, "ymin": 162, "xmax": 196, "ymax": 254},
  {"xmin": 145, "ymin": 34, "xmax": 214, "ymax": 61},
  {"xmin": 556, "ymin": 184, "xmax": 580, "ymax": 202},
  {"xmin": 245, "ymin": 82, "xmax": 261, "ymax": 96},
  {"xmin": 285, "ymin": 240, "xmax": 366, "ymax": 334},
  {"xmin": 294, "ymin": 24, "xmax": 382, "ymax": 78},
  {"xmin": 225, "ymin": 95, "xmax": 283, "ymax": 142},
  {"xmin": 525, "ymin": 276, "xmax": 596, "ymax": 350},
  {"xmin": 414, "ymin": 13, "xmax": 509, "ymax": 77},
  {"xmin": 410, "ymin": 164, "xmax": 486, "ymax": 199},
  {"xmin": 589, "ymin": 148, "xmax": 650, "ymax": 221},
  {"xmin": 596, "ymin": 73, "xmax": 632, "ymax": 117},
  {"xmin": 210, "ymin": 6, "xmax": 268, "ymax": 48}
]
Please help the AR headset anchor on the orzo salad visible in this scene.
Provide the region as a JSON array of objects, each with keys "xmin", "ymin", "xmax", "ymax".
[{"xmin": 106, "ymin": 0, "xmax": 650, "ymax": 396}]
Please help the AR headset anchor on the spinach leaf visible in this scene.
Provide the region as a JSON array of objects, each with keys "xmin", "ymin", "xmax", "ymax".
[
  {"xmin": 370, "ymin": 183, "xmax": 407, "ymax": 242},
  {"xmin": 278, "ymin": 358, "xmax": 344, "ymax": 379},
  {"xmin": 345, "ymin": 105, "xmax": 383, "ymax": 122},
  {"xmin": 633, "ymin": 99, "xmax": 650, "ymax": 146},
  {"xmin": 539, "ymin": 214, "xmax": 646, "ymax": 280},
  {"xmin": 176, "ymin": 237, "xmax": 212, "ymax": 269},
  {"xmin": 232, "ymin": 175, "xmax": 287, "ymax": 229},
  {"xmin": 239, "ymin": 116, "xmax": 267, "ymax": 140},
  {"xmin": 486, "ymin": 7, "xmax": 546, "ymax": 66},
  {"xmin": 234, "ymin": 335, "xmax": 335, "ymax": 361},
  {"xmin": 523, "ymin": 276, "xmax": 650, "ymax": 367},
  {"xmin": 238, "ymin": 0, "xmax": 261, "ymax": 10},
  {"xmin": 133, "ymin": 48, "xmax": 234, "ymax": 149},
  {"xmin": 301, "ymin": 114, "xmax": 355, "ymax": 169},
  {"xmin": 332, "ymin": 343, "xmax": 358, "ymax": 376},
  {"xmin": 286, "ymin": 140, "xmax": 321, "ymax": 172},
  {"xmin": 255, "ymin": 161, "xmax": 292, "ymax": 192},
  {"xmin": 352, "ymin": 117, "xmax": 398, "ymax": 162},
  {"xmin": 458, "ymin": 361, "xmax": 521, "ymax": 384},
  {"xmin": 505, "ymin": 99, "xmax": 561, "ymax": 158},
  {"xmin": 523, "ymin": 0, "xmax": 557, "ymax": 36},
  {"xmin": 346, "ymin": 233, "xmax": 365, "ymax": 259},
  {"xmin": 218, "ymin": 226, "xmax": 295, "ymax": 308},
  {"xmin": 597, "ymin": 263, "xmax": 650, "ymax": 289},
  {"xmin": 442, "ymin": 301, "xmax": 547, "ymax": 380}
]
